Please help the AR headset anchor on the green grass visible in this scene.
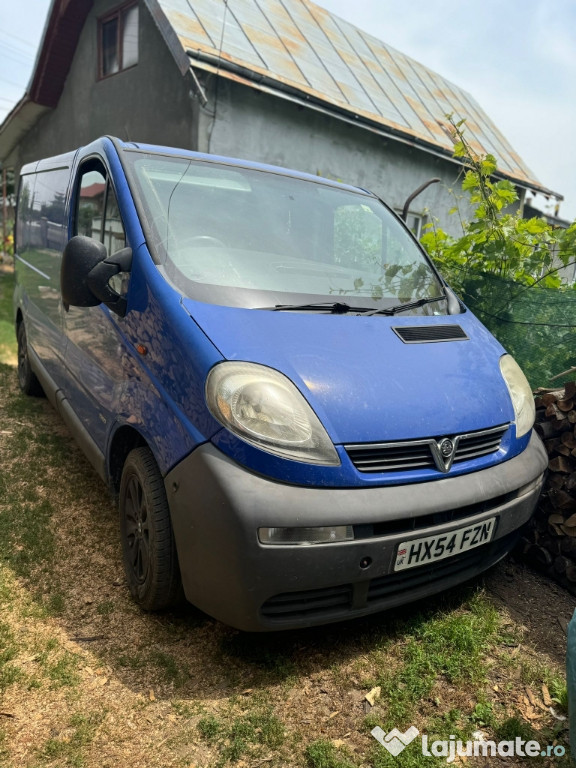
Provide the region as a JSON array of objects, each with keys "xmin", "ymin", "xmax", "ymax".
[
  {"xmin": 371, "ymin": 594, "xmax": 500, "ymax": 727},
  {"xmin": 38, "ymin": 710, "xmax": 105, "ymax": 766},
  {"xmin": 0, "ymin": 495, "xmax": 56, "ymax": 578},
  {"xmin": 115, "ymin": 651, "xmax": 147, "ymax": 670},
  {"xmin": 198, "ymin": 714, "xmax": 222, "ymax": 740},
  {"xmin": 96, "ymin": 600, "xmax": 115, "ymax": 616},
  {"xmin": 197, "ymin": 706, "xmax": 286, "ymax": 766},
  {"xmin": 34, "ymin": 639, "xmax": 81, "ymax": 689},
  {"xmin": 493, "ymin": 715, "xmax": 538, "ymax": 743},
  {"xmin": 305, "ymin": 740, "xmax": 355, "ymax": 768},
  {"xmin": 469, "ymin": 699, "xmax": 496, "ymax": 728},
  {"xmin": 45, "ymin": 590, "xmax": 67, "ymax": 617},
  {"xmin": 0, "ymin": 281, "xmax": 107, "ymax": 608},
  {"xmin": 0, "ymin": 269, "xmax": 15, "ymax": 363},
  {"xmin": 149, "ymin": 649, "xmax": 189, "ymax": 687},
  {"xmin": 46, "ymin": 652, "xmax": 81, "ymax": 688},
  {"xmin": 171, "ymin": 700, "xmax": 205, "ymax": 719},
  {"xmin": 218, "ymin": 632, "xmax": 298, "ymax": 686},
  {"xmin": 198, "ymin": 591, "xmax": 571, "ymax": 767},
  {"xmin": 359, "ymin": 592, "xmax": 571, "ymax": 767},
  {"xmin": 0, "ymin": 619, "xmax": 22, "ymax": 692}
]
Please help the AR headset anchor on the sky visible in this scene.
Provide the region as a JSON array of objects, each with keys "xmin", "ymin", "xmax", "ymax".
[{"xmin": 1, "ymin": 0, "xmax": 575, "ymax": 220}]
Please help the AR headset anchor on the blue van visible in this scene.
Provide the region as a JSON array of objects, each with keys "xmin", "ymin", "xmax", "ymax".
[{"xmin": 14, "ymin": 137, "xmax": 547, "ymax": 630}]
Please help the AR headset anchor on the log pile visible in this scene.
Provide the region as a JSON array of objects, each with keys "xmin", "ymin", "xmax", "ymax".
[{"xmin": 522, "ymin": 380, "xmax": 576, "ymax": 594}]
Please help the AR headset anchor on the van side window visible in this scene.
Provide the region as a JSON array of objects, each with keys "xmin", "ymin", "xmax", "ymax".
[
  {"xmin": 77, "ymin": 169, "xmax": 106, "ymax": 241},
  {"xmin": 76, "ymin": 164, "xmax": 128, "ymax": 294},
  {"xmin": 76, "ymin": 167, "xmax": 126, "ymax": 255},
  {"xmin": 16, "ymin": 168, "xmax": 69, "ymax": 255},
  {"xmin": 103, "ymin": 183, "xmax": 126, "ymax": 255},
  {"xmin": 16, "ymin": 174, "xmax": 36, "ymax": 253}
]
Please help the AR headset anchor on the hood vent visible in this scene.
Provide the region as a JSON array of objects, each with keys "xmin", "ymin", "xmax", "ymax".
[{"xmin": 393, "ymin": 324, "xmax": 468, "ymax": 343}]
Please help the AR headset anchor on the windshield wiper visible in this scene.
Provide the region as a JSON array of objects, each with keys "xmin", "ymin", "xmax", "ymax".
[
  {"xmin": 257, "ymin": 295, "xmax": 449, "ymax": 315},
  {"xmin": 259, "ymin": 302, "xmax": 370, "ymax": 313},
  {"xmin": 362, "ymin": 295, "xmax": 447, "ymax": 316}
]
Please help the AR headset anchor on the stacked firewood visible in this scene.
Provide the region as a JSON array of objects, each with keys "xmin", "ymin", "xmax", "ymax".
[{"xmin": 522, "ymin": 380, "xmax": 576, "ymax": 593}]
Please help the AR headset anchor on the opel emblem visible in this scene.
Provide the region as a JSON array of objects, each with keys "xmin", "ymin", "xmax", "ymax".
[{"xmin": 440, "ymin": 438, "xmax": 454, "ymax": 458}]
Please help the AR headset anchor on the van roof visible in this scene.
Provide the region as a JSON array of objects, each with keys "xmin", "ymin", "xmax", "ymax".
[
  {"xmin": 18, "ymin": 136, "xmax": 371, "ymax": 197},
  {"xmin": 20, "ymin": 148, "xmax": 77, "ymax": 176}
]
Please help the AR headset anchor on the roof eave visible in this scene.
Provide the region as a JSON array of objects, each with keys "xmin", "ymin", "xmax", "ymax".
[
  {"xmin": 186, "ymin": 52, "xmax": 562, "ymax": 201},
  {"xmin": 28, "ymin": 0, "xmax": 94, "ymax": 108},
  {"xmin": 0, "ymin": 98, "xmax": 51, "ymax": 165},
  {"xmin": 0, "ymin": 0, "xmax": 92, "ymax": 164}
]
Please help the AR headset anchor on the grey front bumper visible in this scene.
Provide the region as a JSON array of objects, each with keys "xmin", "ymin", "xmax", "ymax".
[{"xmin": 165, "ymin": 432, "xmax": 547, "ymax": 631}]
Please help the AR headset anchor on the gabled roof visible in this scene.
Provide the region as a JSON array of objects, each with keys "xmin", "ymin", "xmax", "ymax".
[
  {"xmin": 0, "ymin": 0, "xmax": 561, "ymax": 200},
  {"xmin": 159, "ymin": 0, "xmax": 539, "ymax": 185}
]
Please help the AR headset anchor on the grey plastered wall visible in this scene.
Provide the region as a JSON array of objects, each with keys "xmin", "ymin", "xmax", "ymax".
[
  {"xmin": 5, "ymin": 0, "xmax": 198, "ymax": 176},
  {"xmin": 199, "ymin": 78, "xmax": 522, "ymax": 238}
]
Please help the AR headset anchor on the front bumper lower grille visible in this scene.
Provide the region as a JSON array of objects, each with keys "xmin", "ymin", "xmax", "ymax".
[{"xmin": 260, "ymin": 531, "xmax": 516, "ymax": 623}]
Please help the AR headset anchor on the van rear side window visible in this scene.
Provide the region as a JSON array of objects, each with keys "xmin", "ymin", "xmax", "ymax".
[
  {"xmin": 16, "ymin": 174, "xmax": 34, "ymax": 252},
  {"xmin": 16, "ymin": 168, "xmax": 69, "ymax": 255}
]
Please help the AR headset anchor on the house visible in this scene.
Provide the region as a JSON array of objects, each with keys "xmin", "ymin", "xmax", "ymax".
[{"xmin": 0, "ymin": 0, "xmax": 562, "ymax": 238}]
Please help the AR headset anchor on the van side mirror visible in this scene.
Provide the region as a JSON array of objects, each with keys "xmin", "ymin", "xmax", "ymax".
[{"xmin": 61, "ymin": 235, "xmax": 132, "ymax": 318}]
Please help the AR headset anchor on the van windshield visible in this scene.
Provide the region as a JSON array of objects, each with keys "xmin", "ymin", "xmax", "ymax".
[{"xmin": 124, "ymin": 152, "xmax": 446, "ymax": 313}]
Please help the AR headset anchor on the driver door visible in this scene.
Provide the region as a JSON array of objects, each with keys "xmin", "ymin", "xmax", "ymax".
[{"xmin": 62, "ymin": 159, "xmax": 130, "ymax": 453}]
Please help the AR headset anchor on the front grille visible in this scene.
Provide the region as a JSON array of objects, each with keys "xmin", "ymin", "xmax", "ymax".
[
  {"xmin": 348, "ymin": 441, "xmax": 436, "ymax": 472},
  {"xmin": 355, "ymin": 488, "xmax": 517, "ymax": 540},
  {"xmin": 456, "ymin": 429, "xmax": 506, "ymax": 461},
  {"xmin": 393, "ymin": 325, "xmax": 468, "ymax": 343},
  {"xmin": 366, "ymin": 531, "xmax": 514, "ymax": 602},
  {"xmin": 260, "ymin": 532, "xmax": 516, "ymax": 624},
  {"xmin": 345, "ymin": 424, "xmax": 508, "ymax": 474},
  {"xmin": 260, "ymin": 584, "xmax": 352, "ymax": 620}
]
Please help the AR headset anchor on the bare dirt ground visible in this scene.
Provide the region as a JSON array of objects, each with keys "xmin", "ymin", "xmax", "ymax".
[
  {"xmin": 0, "ymin": 358, "xmax": 573, "ymax": 768},
  {"xmin": 484, "ymin": 562, "xmax": 574, "ymax": 665}
]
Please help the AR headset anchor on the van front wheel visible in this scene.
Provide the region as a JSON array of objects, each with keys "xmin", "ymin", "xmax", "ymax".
[
  {"xmin": 17, "ymin": 323, "xmax": 44, "ymax": 397},
  {"xmin": 119, "ymin": 447, "xmax": 182, "ymax": 610}
]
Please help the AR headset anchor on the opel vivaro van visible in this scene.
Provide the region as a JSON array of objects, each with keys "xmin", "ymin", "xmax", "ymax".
[{"xmin": 13, "ymin": 137, "xmax": 547, "ymax": 630}]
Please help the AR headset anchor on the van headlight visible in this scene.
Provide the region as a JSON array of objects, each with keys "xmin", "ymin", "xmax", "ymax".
[
  {"xmin": 205, "ymin": 362, "xmax": 340, "ymax": 466},
  {"xmin": 499, "ymin": 355, "xmax": 535, "ymax": 438}
]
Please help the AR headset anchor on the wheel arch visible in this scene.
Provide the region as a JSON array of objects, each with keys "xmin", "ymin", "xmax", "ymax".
[{"xmin": 108, "ymin": 425, "xmax": 148, "ymax": 494}]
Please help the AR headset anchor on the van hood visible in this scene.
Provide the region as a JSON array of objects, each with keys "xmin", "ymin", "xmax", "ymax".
[{"xmin": 183, "ymin": 300, "xmax": 515, "ymax": 444}]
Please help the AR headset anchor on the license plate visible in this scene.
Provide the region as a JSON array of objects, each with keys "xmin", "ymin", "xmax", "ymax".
[{"xmin": 394, "ymin": 517, "xmax": 497, "ymax": 572}]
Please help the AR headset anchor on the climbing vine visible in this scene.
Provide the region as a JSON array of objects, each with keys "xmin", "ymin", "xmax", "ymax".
[{"xmin": 420, "ymin": 116, "xmax": 576, "ymax": 295}]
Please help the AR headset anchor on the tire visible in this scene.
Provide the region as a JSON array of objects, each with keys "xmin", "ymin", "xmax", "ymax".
[
  {"xmin": 17, "ymin": 322, "xmax": 44, "ymax": 397},
  {"xmin": 119, "ymin": 447, "xmax": 182, "ymax": 610}
]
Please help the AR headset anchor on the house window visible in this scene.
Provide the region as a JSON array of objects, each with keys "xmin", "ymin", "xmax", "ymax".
[
  {"xmin": 99, "ymin": 3, "xmax": 139, "ymax": 78},
  {"xmin": 396, "ymin": 211, "xmax": 427, "ymax": 240}
]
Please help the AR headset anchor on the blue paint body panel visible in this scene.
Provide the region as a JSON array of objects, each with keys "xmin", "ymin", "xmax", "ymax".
[
  {"xmin": 182, "ymin": 298, "xmax": 525, "ymax": 487},
  {"xmin": 184, "ymin": 300, "xmax": 513, "ymax": 441}
]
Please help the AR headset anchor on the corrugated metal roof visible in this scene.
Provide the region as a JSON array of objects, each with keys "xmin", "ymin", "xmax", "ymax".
[{"xmin": 155, "ymin": 0, "xmax": 540, "ymax": 188}]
